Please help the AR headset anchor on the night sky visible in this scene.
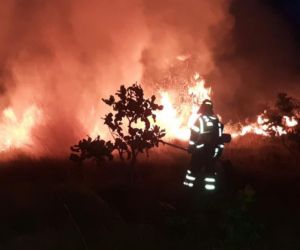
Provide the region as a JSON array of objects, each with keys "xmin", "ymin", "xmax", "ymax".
[{"xmin": 212, "ymin": 0, "xmax": 300, "ymax": 120}]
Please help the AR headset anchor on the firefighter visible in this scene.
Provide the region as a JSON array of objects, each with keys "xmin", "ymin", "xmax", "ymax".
[{"xmin": 183, "ymin": 99, "xmax": 225, "ymax": 191}]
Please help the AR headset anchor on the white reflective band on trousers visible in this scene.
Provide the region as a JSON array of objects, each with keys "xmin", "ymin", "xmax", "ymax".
[
  {"xmin": 205, "ymin": 184, "xmax": 215, "ymax": 190},
  {"xmin": 204, "ymin": 177, "xmax": 216, "ymax": 183},
  {"xmin": 186, "ymin": 174, "xmax": 196, "ymax": 181},
  {"xmin": 184, "ymin": 169, "xmax": 196, "ymax": 188},
  {"xmin": 196, "ymin": 144, "xmax": 204, "ymax": 149},
  {"xmin": 183, "ymin": 182, "xmax": 194, "ymax": 187}
]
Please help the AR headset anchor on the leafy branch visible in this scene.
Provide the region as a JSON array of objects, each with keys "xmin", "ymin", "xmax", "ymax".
[
  {"xmin": 102, "ymin": 84, "xmax": 165, "ymax": 164},
  {"xmin": 70, "ymin": 84, "xmax": 166, "ymax": 165}
]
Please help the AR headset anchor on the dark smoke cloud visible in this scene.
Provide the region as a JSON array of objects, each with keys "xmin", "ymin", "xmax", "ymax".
[
  {"xmin": 0, "ymin": 0, "xmax": 299, "ymax": 156},
  {"xmin": 140, "ymin": 0, "xmax": 300, "ymax": 121},
  {"xmin": 211, "ymin": 0, "xmax": 300, "ymax": 120}
]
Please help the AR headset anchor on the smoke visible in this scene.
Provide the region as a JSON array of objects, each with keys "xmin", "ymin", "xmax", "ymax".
[
  {"xmin": 141, "ymin": 0, "xmax": 300, "ymax": 122},
  {"xmin": 0, "ymin": 0, "xmax": 299, "ymax": 156},
  {"xmin": 0, "ymin": 0, "xmax": 149, "ymax": 156},
  {"xmin": 140, "ymin": 0, "xmax": 233, "ymax": 91},
  {"xmin": 212, "ymin": 0, "xmax": 300, "ymax": 120}
]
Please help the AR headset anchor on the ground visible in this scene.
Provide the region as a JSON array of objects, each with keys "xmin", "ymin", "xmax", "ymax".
[{"xmin": 0, "ymin": 135, "xmax": 299, "ymax": 250}]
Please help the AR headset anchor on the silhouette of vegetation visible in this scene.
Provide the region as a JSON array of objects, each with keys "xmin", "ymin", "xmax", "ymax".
[
  {"xmin": 70, "ymin": 84, "xmax": 166, "ymax": 165},
  {"xmin": 261, "ymin": 93, "xmax": 300, "ymax": 153},
  {"xmin": 70, "ymin": 136, "xmax": 114, "ymax": 165},
  {"xmin": 262, "ymin": 93, "xmax": 299, "ymax": 132},
  {"xmin": 102, "ymin": 84, "xmax": 165, "ymax": 164}
]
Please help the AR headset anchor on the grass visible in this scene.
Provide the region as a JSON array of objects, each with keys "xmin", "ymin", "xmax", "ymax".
[{"xmin": 0, "ymin": 135, "xmax": 299, "ymax": 249}]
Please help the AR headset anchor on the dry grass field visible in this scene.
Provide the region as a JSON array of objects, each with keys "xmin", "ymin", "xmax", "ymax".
[{"xmin": 0, "ymin": 135, "xmax": 299, "ymax": 250}]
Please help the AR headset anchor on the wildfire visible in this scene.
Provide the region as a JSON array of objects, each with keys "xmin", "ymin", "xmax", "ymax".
[
  {"xmin": 283, "ymin": 116, "xmax": 298, "ymax": 127},
  {"xmin": 155, "ymin": 71, "xmax": 298, "ymax": 141},
  {"xmin": 188, "ymin": 73, "xmax": 211, "ymax": 104},
  {"xmin": 0, "ymin": 106, "xmax": 42, "ymax": 152},
  {"xmin": 156, "ymin": 92, "xmax": 190, "ymax": 140},
  {"xmin": 156, "ymin": 73, "xmax": 212, "ymax": 141},
  {"xmin": 0, "ymin": 69, "xmax": 298, "ymax": 155},
  {"xmin": 228, "ymin": 113, "xmax": 298, "ymax": 138}
]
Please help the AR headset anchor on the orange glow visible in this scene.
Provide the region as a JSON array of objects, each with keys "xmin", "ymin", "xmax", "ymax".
[
  {"xmin": 188, "ymin": 73, "xmax": 211, "ymax": 104},
  {"xmin": 156, "ymin": 92, "xmax": 190, "ymax": 140},
  {"xmin": 154, "ymin": 72, "xmax": 298, "ymax": 141},
  {"xmin": 228, "ymin": 113, "xmax": 298, "ymax": 138},
  {"xmin": 0, "ymin": 106, "xmax": 42, "ymax": 152},
  {"xmin": 155, "ymin": 73, "xmax": 212, "ymax": 141},
  {"xmin": 283, "ymin": 116, "xmax": 298, "ymax": 127},
  {"xmin": 0, "ymin": 69, "xmax": 298, "ymax": 155}
]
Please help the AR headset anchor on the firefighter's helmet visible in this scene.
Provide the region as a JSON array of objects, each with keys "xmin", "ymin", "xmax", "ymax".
[{"xmin": 199, "ymin": 99, "xmax": 214, "ymax": 115}]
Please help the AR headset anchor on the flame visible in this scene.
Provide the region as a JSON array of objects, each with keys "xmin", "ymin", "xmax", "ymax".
[
  {"xmin": 188, "ymin": 73, "xmax": 211, "ymax": 104},
  {"xmin": 0, "ymin": 68, "xmax": 298, "ymax": 155},
  {"xmin": 283, "ymin": 116, "xmax": 298, "ymax": 127},
  {"xmin": 156, "ymin": 92, "xmax": 190, "ymax": 140},
  {"xmin": 155, "ymin": 71, "xmax": 298, "ymax": 141},
  {"xmin": 156, "ymin": 73, "xmax": 211, "ymax": 141},
  {"xmin": 229, "ymin": 113, "xmax": 298, "ymax": 138},
  {"xmin": 0, "ymin": 106, "xmax": 42, "ymax": 152}
]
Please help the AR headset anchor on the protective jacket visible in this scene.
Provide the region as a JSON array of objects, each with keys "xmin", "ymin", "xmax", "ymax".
[
  {"xmin": 183, "ymin": 113, "xmax": 224, "ymax": 190},
  {"xmin": 188, "ymin": 114, "xmax": 224, "ymax": 158}
]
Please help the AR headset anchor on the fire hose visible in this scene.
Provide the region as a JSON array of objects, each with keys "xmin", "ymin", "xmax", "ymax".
[
  {"xmin": 160, "ymin": 133, "xmax": 232, "ymax": 152},
  {"xmin": 160, "ymin": 140, "xmax": 188, "ymax": 152}
]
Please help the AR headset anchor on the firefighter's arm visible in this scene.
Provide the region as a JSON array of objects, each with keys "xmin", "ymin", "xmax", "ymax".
[
  {"xmin": 188, "ymin": 119, "xmax": 201, "ymax": 153},
  {"xmin": 188, "ymin": 130, "xmax": 198, "ymax": 153}
]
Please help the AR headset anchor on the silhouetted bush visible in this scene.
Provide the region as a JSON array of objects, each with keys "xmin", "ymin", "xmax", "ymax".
[
  {"xmin": 70, "ymin": 84, "xmax": 166, "ymax": 165},
  {"xmin": 102, "ymin": 84, "xmax": 165, "ymax": 164},
  {"xmin": 260, "ymin": 93, "xmax": 300, "ymax": 153},
  {"xmin": 70, "ymin": 136, "xmax": 114, "ymax": 165}
]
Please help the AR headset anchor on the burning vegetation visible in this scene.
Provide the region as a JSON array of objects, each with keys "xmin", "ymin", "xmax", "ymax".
[
  {"xmin": 229, "ymin": 93, "xmax": 300, "ymax": 138},
  {"xmin": 0, "ymin": 71, "xmax": 299, "ymax": 157},
  {"xmin": 66, "ymin": 77, "xmax": 299, "ymax": 167},
  {"xmin": 1, "ymin": 1, "xmax": 300, "ymax": 249},
  {"xmin": 0, "ymin": 105, "xmax": 42, "ymax": 153}
]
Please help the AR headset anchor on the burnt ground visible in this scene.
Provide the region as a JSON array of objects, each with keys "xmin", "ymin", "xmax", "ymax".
[{"xmin": 0, "ymin": 136, "xmax": 299, "ymax": 250}]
